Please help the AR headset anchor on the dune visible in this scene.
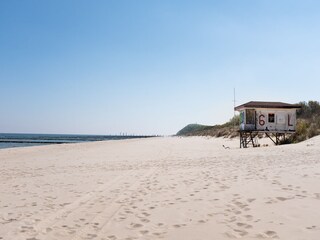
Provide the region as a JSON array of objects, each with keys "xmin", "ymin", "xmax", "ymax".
[{"xmin": 0, "ymin": 136, "xmax": 320, "ymax": 240}]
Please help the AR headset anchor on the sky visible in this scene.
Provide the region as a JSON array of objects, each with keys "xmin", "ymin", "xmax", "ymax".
[{"xmin": 1, "ymin": 1, "xmax": 320, "ymax": 135}]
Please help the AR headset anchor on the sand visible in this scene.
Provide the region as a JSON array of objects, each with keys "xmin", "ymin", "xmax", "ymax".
[{"xmin": 0, "ymin": 136, "xmax": 320, "ymax": 240}]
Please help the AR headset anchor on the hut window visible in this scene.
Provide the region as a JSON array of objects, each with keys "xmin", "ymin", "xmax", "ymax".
[
  {"xmin": 240, "ymin": 111, "xmax": 244, "ymax": 124},
  {"xmin": 268, "ymin": 113, "xmax": 275, "ymax": 123}
]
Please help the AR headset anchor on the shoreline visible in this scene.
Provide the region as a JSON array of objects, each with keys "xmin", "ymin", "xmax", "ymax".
[{"xmin": 0, "ymin": 134, "xmax": 159, "ymax": 150}]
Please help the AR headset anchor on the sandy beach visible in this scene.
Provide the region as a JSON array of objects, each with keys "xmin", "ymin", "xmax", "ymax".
[{"xmin": 0, "ymin": 136, "xmax": 320, "ymax": 240}]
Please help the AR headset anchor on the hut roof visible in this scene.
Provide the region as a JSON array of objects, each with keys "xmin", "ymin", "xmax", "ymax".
[{"xmin": 234, "ymin": 101, "xmax": 301, "ymax": 111}]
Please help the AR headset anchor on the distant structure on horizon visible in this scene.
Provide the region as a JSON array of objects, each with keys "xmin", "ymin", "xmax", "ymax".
[{"xmin": 234, "ymin": 101, "xmax": 301, "ymax": 148}]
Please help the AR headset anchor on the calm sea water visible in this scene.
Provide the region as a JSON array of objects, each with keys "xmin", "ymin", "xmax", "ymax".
[{"xmin": 0, "ymin": 133, "xmax": 153, "ymax": 149}]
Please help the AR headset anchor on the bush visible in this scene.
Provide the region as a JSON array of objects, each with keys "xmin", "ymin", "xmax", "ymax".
[
  {"xmin": 296, "ymin": 120, "xmax": 309, "ymax": 136},
  {"xmin": 297, "ymin": 101, "xmax": 320, "ymax": 119},
  {"xmin": 308, "ymin": 123, "xmax": 319, "ymax": 138}
]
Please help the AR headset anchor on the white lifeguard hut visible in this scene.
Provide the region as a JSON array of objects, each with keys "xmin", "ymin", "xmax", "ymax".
[{"xmin": 234, "ymin": 101, "xmax": 301, "ymax": 148}]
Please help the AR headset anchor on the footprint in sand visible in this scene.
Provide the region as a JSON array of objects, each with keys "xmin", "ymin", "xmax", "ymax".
[
  {"xmin": 276, "ymin": 197, "xmax": 289, "ymax": 201},
  {"xmin": 244, "ymin": 215, "xmax": 253, "ymax": 221},
  {"xmin": 142, "ymin": 212, "xmax": 150, "ymax": 217},
  {"xmin": 152, "ymin": 232, "xmax": 166, "ymax": 237},
  {"xmin": 233, "ymin": 228, "xmax": 248, "ymax": 236},
  {"xmin": 198, "ymin": 220, "xmax": 207, "ymax": 223},
  {"xmin": 140, "ymin": 218, "xmax": 150, "ymax": 223},
  {"xmin": 131, "ymin": 223, "xmax": 143, "ymax": 228},
  {"xmin": 234, "ymin": 210, "xmax": 242, "ymax": 215},
  {"xmin": 265, "ymin": 230, "xmax": 278, "ymax": 238},
  {"xmin": 107, "ymin": 235, "xmax": 117, "ymax": 240},
  {"xmin": 306, "ymin": 225, "xmax": 317, "ymax": 230},
  {"xmin": 236, "ymin": 222, "xmax": 252, "ymax": 229}
]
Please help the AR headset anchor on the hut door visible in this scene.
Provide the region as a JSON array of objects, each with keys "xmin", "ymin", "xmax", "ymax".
[{"xmin": 246, "ymin": 109, "xmax": 255, "ymax": 125}]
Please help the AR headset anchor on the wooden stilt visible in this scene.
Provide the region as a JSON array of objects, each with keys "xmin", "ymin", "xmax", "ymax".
[
  {"xmin": 240, "ymin": 131, "xmax": 290, "ymax": 148},
  {"xmin": 239, "ymin": 131, "xmax": 259, "ymax": 148}
]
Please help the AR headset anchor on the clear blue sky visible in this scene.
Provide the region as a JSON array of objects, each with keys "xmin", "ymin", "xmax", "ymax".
[{"xmin": 1, "ymin": 1, "xmax": 320, "ymax": 135}]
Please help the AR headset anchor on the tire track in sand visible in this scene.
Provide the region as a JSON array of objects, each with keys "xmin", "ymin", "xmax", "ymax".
[
  {"xmin": 70, "ymin": 167, "xmax": 158, "ymax": 240},
  {"xmin": 9, "ymin": 170, "xmax": 135, "ymax": 240}
]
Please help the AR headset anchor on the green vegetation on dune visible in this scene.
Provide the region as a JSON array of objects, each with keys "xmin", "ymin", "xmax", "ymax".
[
  {"xmin": 176, "ymin": 124, "xmax": 212, "ymax": 136},
  {"xmin": 292, "ymin": 101, "xmax": 320, "ymax": 142},
  {"xmin": 177, "ymin": 101, "xmax": 320, "ymax": 143},
  {"xmin": 176, "ymin": 115, "xmax": 240, "ymax": 138}
]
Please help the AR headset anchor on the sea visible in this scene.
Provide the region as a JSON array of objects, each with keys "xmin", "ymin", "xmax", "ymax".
[{"xmin": 0, "ymin": 133, "xmax": 153, "ymax": 149}]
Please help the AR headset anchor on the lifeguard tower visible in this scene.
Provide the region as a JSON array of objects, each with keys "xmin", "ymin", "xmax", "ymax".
[{"xmin": 234, "ymin": 101, "xmax": 301, "ymax": 148}]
